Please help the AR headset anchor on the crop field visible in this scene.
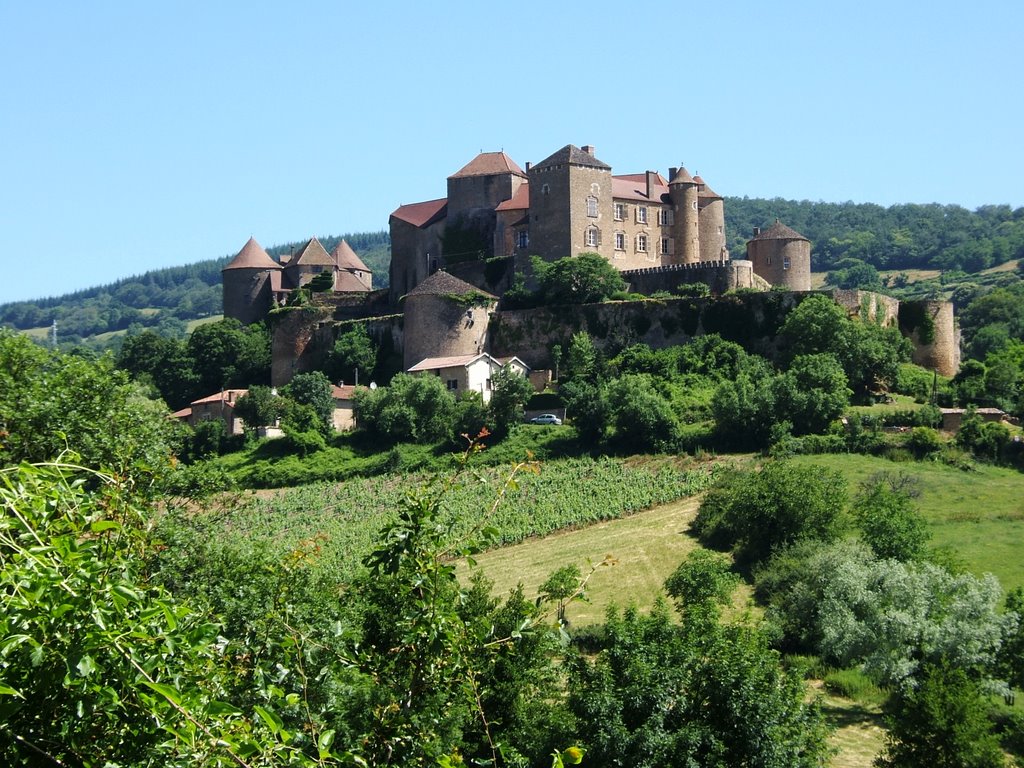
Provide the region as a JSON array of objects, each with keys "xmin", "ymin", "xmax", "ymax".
[{"xmin": 171, "ymin": 456, "xmax": 723, "ymax": 585}]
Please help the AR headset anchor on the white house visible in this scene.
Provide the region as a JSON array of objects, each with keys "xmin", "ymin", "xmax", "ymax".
[{"xmin": 407, "ymin": 353, "xmax": 529, "ymax": 403}]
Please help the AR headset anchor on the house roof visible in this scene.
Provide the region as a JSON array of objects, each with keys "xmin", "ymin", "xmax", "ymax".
[
  {"xmin": 612, "ymin": 175, "xmax": 671, "ymax": 203},
  {"xmin": 333, "ymin": 384, "xmax": 358, "ymax": 400},
  {"xmin": 391, "ymin": 197, "xmax": 448, "ymax": 228},
  {"xmin": 191, "ymin": 389, "xmax": 248, "ymax": 406},
  {"xmin": 407, "ymin": 352, "xmax": 495, "ymax": 372},
  {"xmin": 334, "ymin": 270, "xmax": 371, "ymax": 292},
  {"xmin": 331, "ymin": 240, "xmax": 371, "ymax": 272},
  {"xmin": 697, "ymin": 180, "xmax": 723, "ymax": 200},
  {"xmin": 404, "ymin": 270, "xmax": 497, "ymax": 300},
  {"xmin": 495, "ymin": 182, "xmax": 530, "ymax": 211},
  {"xmin": 171, "ymin": 406, "xmax": 192, "ymax": 419},
  {"xmin": 449, "ymin": 151, "xmax": 527, "ymax": 179},
  {"xmin": 223, "ymin": 237, "xmax": 280, "ymax": 271},
  {"xmin": 532, "ymin": 144, "xmax": 611, "ymax": 172},
  {"xmin": 288, "ymin": 237, "xmax": 335, "ymax": 267},
  {"xmin": 750, "ymin": 219, "xmax": 809, "ymax": 242}
]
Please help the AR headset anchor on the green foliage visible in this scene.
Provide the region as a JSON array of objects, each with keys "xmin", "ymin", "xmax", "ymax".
[
  {"xmin": 692, "ymin": 460, "xmax": 848, "ymax": 567},
  {"xmin": 853, "ymin": 471, "xmax": 930, "ymax": 561},
  {"xmin": 875, "ymin": 662, "xmax": 1005, "ymax": 768},
  {"xmin": 957, "ymin": 410, "xmax": 1012, "ymax": 462},
  {"xmin": 186, "ymin": 318, "xmax": 272, "ymax": 398},
  {"xmin": 327, "ymin": 323, "xmax": 377, "ymax": 385},
  {"xmin": 997, "ymin": 586, "xmax": 1024, "ymax": 693},
  {"xmin": 604, "ymin": 374, "xmax": 681, "ymax": 452},
  {"xmin": 234, "ymin": 384, "xmax": 281, "ymax": 429},
  {"xmin": 774, "ymin": 353, "xmax": 851, "ymax": 435},
  {"xmin": 532, "ymin": 252, "xmax": 627, "ymax": 305},
  {"xmin": 559, "ymin": 379, "xmax": 608, "ymax": 443},
  {"xmin": 562, "ymin": 330, "xmax": 598, "ymax": 383},
  {"xmin": 282, "ymin": 371, "xmax": 335, "ymax": 432},
  {"xmin": 488, "ymin": 365, "xmax": 534, "ymax": 436},
  {"xmin": 0, "ymin": 331, "xmax": 180, "ymax": 488},
  {"xmin": 354, "ymin": 372, "xmax": 458, "ymax": 444},
  {"xmin": 567, "ymin": 601, "xmax": 830, "ymax": 768},
  {"xmin": 663, "ymin": 549, "xmax": 739, "ymax": 618},
  {"xmin": 827, "ymin": 257, "xmax": 883, "ymax": 290}
]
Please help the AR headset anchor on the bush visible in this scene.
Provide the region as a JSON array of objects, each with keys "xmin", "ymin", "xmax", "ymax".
[
  {"xmin": 906, "ymin": 426, "xmax": 944, "ymax": 457},
  {"xmin": 823, "ymin": 667, "xmax": 888, "ymax": 707}
]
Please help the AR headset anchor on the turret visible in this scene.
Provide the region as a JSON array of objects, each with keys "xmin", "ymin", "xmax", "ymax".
[
  {"xmin": 222, "ymin": 237, "xmax": 281, "ymax": 325},
  {"xmin": 746, "ymin": 219, "xmax": 811, "ymax": 290},
  {"xmin": 668, "ymin": 166, "xmax": 699, "ymax": 264},
  {"xmin": 694, "ymin": 175, "xmax": 727, "ymax": 263}
]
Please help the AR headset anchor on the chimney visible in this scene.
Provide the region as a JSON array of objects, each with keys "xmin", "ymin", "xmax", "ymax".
[
  {"xmin": 525, "ymin": 161, "xmax": 531, "ymax": 172},
  {"xmin": 582, "ymin": 145, "xmax": 595, "ymax": 156},
  {"xmin": 646, "ymin": 170, "xmax": 657, "ymax": 200},
  {"xmin": 753, "ymin": 227, "xmax": 761, "ymax": 237},
  {"xmin": 669, "ymin": 166, "xmax": 678, "ymax": 181}
]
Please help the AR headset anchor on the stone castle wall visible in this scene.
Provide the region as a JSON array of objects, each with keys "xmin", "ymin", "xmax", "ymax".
[
  {"xmin": 402, "ymin": 293, "xmax": 494, "ymax": 370},
  {"xmin": 900, "ymin": 299, "xmax": 960, "ymax": 377},
  {"xmin": 623, "ymin": 260, "xmax": 754, "ymax": 296}
]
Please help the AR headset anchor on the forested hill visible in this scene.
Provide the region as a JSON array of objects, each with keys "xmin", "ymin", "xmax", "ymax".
[
  {"xmin": 0, "ymin": 230, "xmax": 389, "ymax": 343},
  {"xmin": 3, "ymin": 197, "xmax": 1023, "ymax": 347},
  {"xmin": 725, "ymin": 198, "xmax": 1024, "ymax": 273}
]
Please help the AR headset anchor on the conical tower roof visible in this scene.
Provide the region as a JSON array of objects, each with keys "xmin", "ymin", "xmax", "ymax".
[
  {"xmin": 750, "ymin": 219, "xmax": 809, "ymax": 242},
  {"xmin": 223, "ymin": 237, "xmax": 280, "ymax": 271},
  {"xmin": 404, "ymin": 270, "xmax": 497, "ymax": 300},
  {"xmin": 331, "ymin": 240, "xmax": 371, "ymax": 272},
  {"xmin": 695, "ymin": 177, "xmax": 723, "ymax": 199},
  {"xmin": 669, "ymin": 166, "xmax": 696, "ymax": 186}
]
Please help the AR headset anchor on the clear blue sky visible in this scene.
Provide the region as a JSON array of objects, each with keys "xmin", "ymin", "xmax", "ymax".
[{"xmin": 1, "ymin": 0, "xmax": 1021, "ymax": 304}]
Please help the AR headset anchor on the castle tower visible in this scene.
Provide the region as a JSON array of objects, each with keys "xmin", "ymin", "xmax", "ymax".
[
  {"xmin": 668, "ymin": 166, "xmax": 700, "ymax": 264},
  {"xmin": 746, "ymin": 219, "xmax": 811, "ymax": 290},
  {"xmin": 901, "ymin": 299, "xmax": 960, "ymax": 377},
  {"xmin": 695, "ymin": 175, "xmax": 727, "ymax": 262},
  {"xmin": 527, "ymin": 144, "xmax": 613, "ymax": 264},
  {"xmin": 283, "ymin": 237, "xmax": 335, "ymax": 289},
  {"xmin": 222, "ymin": 237, "xmax": 281, "ymax": 325},
  {"xmin": 401, "ymin": 271, "xmax": 497, "ymax": 370},
  {"xmin": 330, "ymin": 240, "xmax": 373, "ymax": 291}
]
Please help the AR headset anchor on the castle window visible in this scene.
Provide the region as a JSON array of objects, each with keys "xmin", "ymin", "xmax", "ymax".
[
  {"xmin": 658, "ymin": 208, "xmax": 674, "ymax": 226},
  {"xmin": 783, "ymin": 256, "xmax": 791, "ymax": 270},
  {"xmin": 586, "ymin": 196, "xmax": 598, "ymax": 218},
  {"xmin": 636, "ymin": 234, "xmax": 648, "ymax": 253},
  {"xmin": 660, "ymin": 237, "xmax": 674, "ymax": 255},
  {"xmin": 446, "ymin": 379, "xmax": 458, "ymax": 391},
  {"xmin": 692, "ymin": 201, "xmax": 698, "ymax": 211},
  {"xmin": 614, "ymin": 202, "xmax": 625, "ymax": 220},
  {"xmin": 636, "ymin": 206, "xmax": 648, "ymax": 224},
  {"xmin": 614, "ymin": 232, "xmax": 626, "ymax": 251},
  {"xmin": 517, "ymin": 230, "xmax": 529, "ymax": 249},
  {"xmin": 541, "ymin": 184, "xmax": 550, "ymax": 195},
  {"xmin": 585, "ymin": 227, "xmax": 601, "ymax": 248}
]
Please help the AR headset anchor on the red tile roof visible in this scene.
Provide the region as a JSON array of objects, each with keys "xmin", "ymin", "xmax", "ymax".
[
  {"xmin": 405, "ymin": 270, "xmax": 497, "ymax": 299},
  {"xmin": 408, "ymin": 353, "xmax": 488, "ymax": 371},
  {"xmin": 533, "ymin": 144, "xmax": 611, "ymax": 171},
  {"xmin": 449, "ymin": 151, "xmax": 526, "ymax": 179},
  {"xmin": 288, "ymin": 237, "xmax": 335, "ymax": 267},
  {"xmin": 331, "ymin": 239, "xmax": 371, "ymax": 272},
  {"xmin": 334, "ymin": 270, "xmax": 370, "ymax": 292},
  {"xmin": 750, "ymin": 220, "xmax": 809, "ymax": 242},
  {"xmin": 391, "ymin": 197, "xmax": 448, "ymax": 228},
  {"xmin": 191, "ymin": 389, "xmax": 248, "ymax": 406},
  {"xmin": 495, "ymin": 182, "xmax": 530, "ymax": 211},
  {"xmin": 333, "ymin": 384, "xmax": 358, "ymax": 400},
  {"xmin": 612, "ymin": 176, "xmax": 671, "ymax": 203},
  {"xmin": 669, "ymin": 166, "xmax": 696, "ymax": 186},
  {"xmin": 223, "ymin": 237, "xmax": 280, "ymax": 271}
]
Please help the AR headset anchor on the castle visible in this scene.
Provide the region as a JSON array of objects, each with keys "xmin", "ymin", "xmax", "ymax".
[
  {"xmin": 388, "ymin": 144, "xmax": 811, "ymax": 303},
  {"xmin": 222, "ymin": 142, "xmax": 959, "ymax": 387}
]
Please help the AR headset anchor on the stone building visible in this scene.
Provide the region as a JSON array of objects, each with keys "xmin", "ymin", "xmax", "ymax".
[
  {"xmin": 222, "ymin": 236, "xmax": 372, "ymax": 325},
  {"xmin": 401, "ymin": 270, "xmax": 497, "ymax": 370},
  {"xmin": 389, "ymin": 144, "xmax": 731, "ymax": 303},
  {"xmin": 745, "ymin": 220, "xmax": 812, "ymax": 291}
]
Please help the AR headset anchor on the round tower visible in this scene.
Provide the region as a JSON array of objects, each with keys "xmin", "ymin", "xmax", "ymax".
[
  {"xmin": 668, "ymin": 166, "xmax": 699, "ymax": 264},
  {"xmin": 901, "ymin": 299, "xmax": 960, "ymax": 378},
  {"xmin": 746, "ymin": 219, "xmax": 811, "ymax": 291},
  {"xmin": 401, "ymin": 271, "xmax": 497, "ymax": 370},
  {"xmin": 695, "ymin": 175, "xmax": 727, "ymax": 263},
  {"xmin": 222, "ymin": 237, "xmax": 281, "ymax": 325}
]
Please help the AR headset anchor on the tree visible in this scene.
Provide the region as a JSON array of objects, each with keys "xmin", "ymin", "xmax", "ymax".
[
  {"xmin": 563, "ymin": 331, "xmax": 598, "ymax": 384},
  {"xmin": 559, "ymin": 379, "xmax": 608, "ymax": 443},
  {"xmin": 875, "ymin": 662, "xmax": 1004, "ymax": 768},
  {"xmin": 186, "ymin": 318, "xmax": 270, "ymax": 396},
  {"xmin": 773, "ymin": 352, "xmax": 850, "ymax": 434},
  {"xmin": 997, "ymin": 586, "xmax": 1024, "ymax": 691},
  {"xmin": 488, "ymin": 364, "xmax": 534, "ymax": 436},
  {"xmin": 233, "ymin": 384, "xmax": 280, "ymax": 429},
  {"xmin": 354, "ymin": 373, "xmax": 458, "ymax": 444},
  {"xmin": 664, "ymin": 549, "xmax": 739, "ymax": 619},
  {"xmin": 328, "ymin": 323, "xmax": 377, "ymax": 386},
  {"xmin": 605, "ymin": 374, "xmax": 681, "ymax": 452},
  {"xmin": 692, "ymin": 461, "xmax": 848, "ymax": 567},
  {"xmin": 532, "ymin": 252, "xmax": 626, "ymax": 305},
  {"xmin": 710, "ymin": 359, "xmax": 779, "ymax": 449},
  {"xmin": 282, "ymin": 371, "xmax": 335, "ymax": 432},
  {"xmin": 853, "ymin": 472, "xmax": 930, "ymax": 561}
]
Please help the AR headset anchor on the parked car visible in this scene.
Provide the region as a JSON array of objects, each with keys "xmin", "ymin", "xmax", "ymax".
[{"xmin": 529, "ymin": 414, "xmax": 562, "ymax": 425}]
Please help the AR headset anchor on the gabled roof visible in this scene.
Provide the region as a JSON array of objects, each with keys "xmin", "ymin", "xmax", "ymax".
[
  {"xmin": 331, "ymin": 240, "xmax": 371, "ymax": 272},
  {"xmin": 495, "ymin": 182, "xmax": 530, "ymax": 212},
  {"xmin": 191, "ymin": 389, "xmax": 248, "ymax": 406},
  {"xmin": 223, "ymin": 237, "xmax": 280, "ymax": 271},
  {"xmin": 288, "ymin": 237, "xmax": 335, "ymax": 267},
  {"xmin": 404, "ymin": 270, "xmax": 497, "ymax": 300},
  {"xmin": 334, "ymin": 270, "xmax": 371, "ymax": 292},
  {"xmin": 449, "ymin": 151, "xmax": 527, "ymax": 179},
  {"xmin": 391, "ymin": 197, "xmax": 448, "ymax": 228},
  {"xmin": 409, "ymin": 352, "xmax": 531, "ymax": 373},
  {"xmin": 750, "ymin": 219, "xmax": 809, "ymax": 242},
  {"xmin": 532, "ymin": 144, "xmax": 611, "ymax": 172},
  {"xmin": 612, "ymin": 175, "xmax": 671, "ymax": 203}
]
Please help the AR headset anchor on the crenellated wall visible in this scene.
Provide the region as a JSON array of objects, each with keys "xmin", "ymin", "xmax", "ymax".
[{"xmin": 623, "ymin": 260, "xmax": 754, "ymax": 295}]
